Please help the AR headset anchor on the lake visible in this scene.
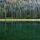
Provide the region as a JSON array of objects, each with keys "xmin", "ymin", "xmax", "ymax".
[{"xmin": 0, "ymin": 22, "xmax": 40, "ymax": 40}]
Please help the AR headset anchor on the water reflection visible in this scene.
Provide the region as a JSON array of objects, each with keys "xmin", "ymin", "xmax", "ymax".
[
  {"xmin": 0, "ymin": 22, "xmax": 40, "ymax": 40},
  {"xmin": 0, "ymin": 22, "xmax": 40, "ymax": 32}
]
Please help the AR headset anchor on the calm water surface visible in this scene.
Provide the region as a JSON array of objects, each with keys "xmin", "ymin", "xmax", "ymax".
[{"xmin": 0, "ymin": 22, "xmax": 40, "ymax": 40}]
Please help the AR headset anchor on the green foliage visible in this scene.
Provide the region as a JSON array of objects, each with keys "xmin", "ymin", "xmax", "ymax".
[{"xmin": 0, "ymin": 1, "xmax": 39, "ymax": 19}]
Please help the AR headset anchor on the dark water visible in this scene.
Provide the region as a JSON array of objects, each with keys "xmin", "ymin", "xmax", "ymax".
[{"xmin": 0, "ymin": 22, "xmax": 40, "ymax": 40}]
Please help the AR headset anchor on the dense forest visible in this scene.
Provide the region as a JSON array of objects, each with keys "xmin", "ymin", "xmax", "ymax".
[{"xmin": 0, "ymin": 0, "xmax": 40, "ymax": 19}]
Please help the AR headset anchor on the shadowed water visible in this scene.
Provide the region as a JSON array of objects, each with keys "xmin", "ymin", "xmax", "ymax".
[
  {"xmin": 0, "ymin": 22, "xmax": 40, "ymax": 40},
  {"xmin": 0, "ymin": 22, "xmax": 40, "ymax": 32}
]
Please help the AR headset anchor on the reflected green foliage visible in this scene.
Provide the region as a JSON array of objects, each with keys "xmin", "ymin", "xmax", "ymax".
[{"xmin": 0, "ymin": 22, "xmax": 40, "ymax": 40}]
